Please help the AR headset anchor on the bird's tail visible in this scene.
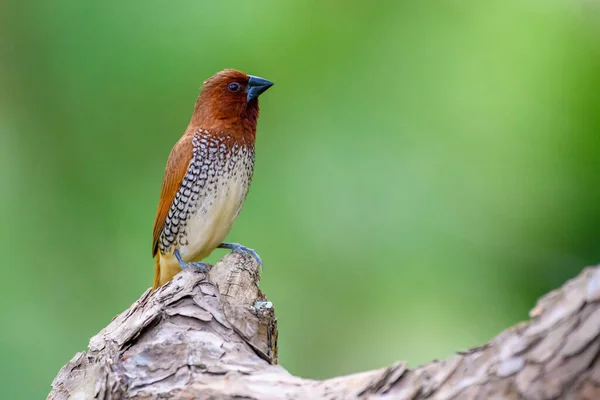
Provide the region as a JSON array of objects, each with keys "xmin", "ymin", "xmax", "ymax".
[{"xmin": 152, "ymin": 257, "xmax": 161, "ymax": 291}]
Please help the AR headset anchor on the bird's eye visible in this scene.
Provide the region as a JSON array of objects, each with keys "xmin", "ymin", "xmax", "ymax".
[{"xmin": 227, "ymin": 82, "xmax": 241, "ymax": 93}]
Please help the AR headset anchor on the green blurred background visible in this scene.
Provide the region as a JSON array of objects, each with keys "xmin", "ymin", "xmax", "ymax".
[{"xmin": 2, "ymin": 1, "xmax": 600, "ymax": 398}]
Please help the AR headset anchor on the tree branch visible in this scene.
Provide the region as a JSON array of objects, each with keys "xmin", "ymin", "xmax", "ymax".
[{"xmin": 48, "ymin": 255, "xmax": 600, "ymax": 399}]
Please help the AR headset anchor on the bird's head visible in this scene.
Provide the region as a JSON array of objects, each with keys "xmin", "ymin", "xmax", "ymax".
[{"xmin": 191, "ymin": 69, "xmax": 273, "ymax": 135}]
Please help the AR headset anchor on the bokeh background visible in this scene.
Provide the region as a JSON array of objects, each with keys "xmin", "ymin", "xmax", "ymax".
[{"xmin": 2, "ymin": 1, "xmax": 600, "ymax": 398}]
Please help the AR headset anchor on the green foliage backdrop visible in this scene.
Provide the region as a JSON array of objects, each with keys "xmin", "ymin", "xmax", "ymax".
[{"xmin": 2, "ymin": 1, "xmax": 600, "ymax": 398}]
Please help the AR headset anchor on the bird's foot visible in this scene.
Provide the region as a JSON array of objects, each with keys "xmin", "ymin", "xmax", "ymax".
[
  {"xmin": 218, "ymin": 242, "xmax": 263, "ymax": 269},
  {"xmin": 185, "ymin": 261, "xmax": 211, "ymax": 273},
  {"xmin": 174, "ymin": 249, "xmax": 211, "ymax": 273}
]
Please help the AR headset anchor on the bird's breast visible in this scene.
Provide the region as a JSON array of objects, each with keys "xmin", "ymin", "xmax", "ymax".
[{"xmin": 159, "ymin": 130, "xmax": 255, "ymax": 261}]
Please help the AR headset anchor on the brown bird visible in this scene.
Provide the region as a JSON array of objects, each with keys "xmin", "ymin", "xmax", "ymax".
[{"xmin": 152, "ymin": 69, "xmax": 273, "ymax": 289}]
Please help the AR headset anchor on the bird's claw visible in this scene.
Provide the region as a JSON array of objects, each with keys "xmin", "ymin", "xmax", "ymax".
[
  {"xmin": 219, "ymin": 242, "xmax": 263, "ymax": 269},
  {"xmin": 174, "ymin": 249, "xmax": 210, "ymax": 273},
  {"xmin": 186, "ymin": 261, "xmax": 211, "ymax": 273}
]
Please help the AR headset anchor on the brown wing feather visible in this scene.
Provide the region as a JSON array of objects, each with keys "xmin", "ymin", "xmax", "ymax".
[{"xmin": 152, "ymin": 132, "xmax": 194, "ymax": 256}]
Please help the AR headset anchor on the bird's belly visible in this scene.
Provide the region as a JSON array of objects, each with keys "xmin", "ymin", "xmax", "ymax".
[{"xmin": 179, "ymin": 177, "xmax": 248, "ymax": 261}]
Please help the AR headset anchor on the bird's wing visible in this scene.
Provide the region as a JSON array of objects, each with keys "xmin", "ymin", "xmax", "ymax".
[{"xmin": 152, "ymin": 133, "xmax": 194, "ymax": 257}]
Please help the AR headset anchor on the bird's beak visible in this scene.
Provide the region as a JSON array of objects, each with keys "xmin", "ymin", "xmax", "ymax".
[{"xmin": 247, "ymin": 75, "xmax": 274, "ymax": 102}]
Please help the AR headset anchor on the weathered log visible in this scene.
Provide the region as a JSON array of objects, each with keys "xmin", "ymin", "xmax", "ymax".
[{"xmin": 48, "ymin": 254, "xmax": 600, "ymax": 399}]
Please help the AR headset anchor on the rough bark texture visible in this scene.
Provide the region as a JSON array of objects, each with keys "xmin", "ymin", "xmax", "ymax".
[{"xmin": 49, "ymin": 255, "xmax": 600, "ymax": 399}]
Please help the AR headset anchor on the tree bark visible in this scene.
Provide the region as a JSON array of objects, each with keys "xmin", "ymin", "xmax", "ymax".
[{"xmin": 48, "ymin": 254, "xmax": 600, "ymax": 399}]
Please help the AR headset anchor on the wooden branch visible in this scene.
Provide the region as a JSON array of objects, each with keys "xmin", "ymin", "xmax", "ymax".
[{"xmin": 48, "ymin": 254, "xmax": 600, "ymax": 399}]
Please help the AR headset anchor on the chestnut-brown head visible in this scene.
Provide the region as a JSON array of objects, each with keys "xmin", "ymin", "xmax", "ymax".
[{"xmin": 191, "ymin": 69, "xmax": 273, "ymax": 135}]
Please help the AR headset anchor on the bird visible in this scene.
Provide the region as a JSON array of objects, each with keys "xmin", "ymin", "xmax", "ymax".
[{"xmin": 151, "ymin": 69, "xmax": 273, "ymax": 290}]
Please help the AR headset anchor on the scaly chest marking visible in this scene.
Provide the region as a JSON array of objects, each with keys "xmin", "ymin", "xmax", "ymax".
[{"xmin": 158, "ymin": 129, "xmax": 254, "ymax": 260}]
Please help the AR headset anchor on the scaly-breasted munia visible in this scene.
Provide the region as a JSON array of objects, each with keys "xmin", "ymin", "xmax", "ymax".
[{"xmin": 151, "ymin": 69, "xmax": 273, "ymax": 289}]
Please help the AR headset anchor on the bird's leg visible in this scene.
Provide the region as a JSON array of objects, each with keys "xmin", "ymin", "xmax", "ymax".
[
  {"xmin": 218, "ymin": 242, "xmax": 263, "ymax": 269},
  {"xmin": 174, "ymin": 249, "xmax": 210, "ymax": 273}
]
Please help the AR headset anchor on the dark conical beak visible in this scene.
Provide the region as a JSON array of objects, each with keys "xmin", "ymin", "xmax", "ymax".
[{"xmin": 247, "ymin": 75, "xmax": 273, "ymax": 102}]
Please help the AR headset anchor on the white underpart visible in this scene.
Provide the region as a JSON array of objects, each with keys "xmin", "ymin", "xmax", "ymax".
[{"xmin": 180, "ymin": 162, "xmax": 249, "ymax": 261}]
